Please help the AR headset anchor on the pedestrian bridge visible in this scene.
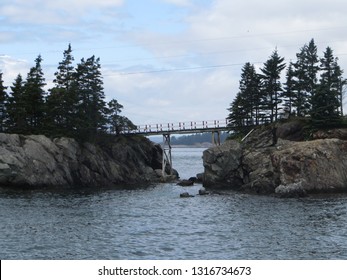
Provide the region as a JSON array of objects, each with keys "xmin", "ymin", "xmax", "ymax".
[
  {"xmin": 121, "ymin": 119, "xmax": 232, "ymax": 178},
  {"xmin": 122, "ymin": 119, "xmax": 230, "ymax": 136}
]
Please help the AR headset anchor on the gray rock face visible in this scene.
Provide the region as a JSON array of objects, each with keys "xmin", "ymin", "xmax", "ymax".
[
  {"xmin": 203, "ymin": 140, "xmax": 244, "ymax": 188},
  {"xmin": 203, "ymin": 130, "xmax": 347, "ymax": 196},
  {"xmin": 0, "ymin": 133, "xmax": 165, "ymax": 188}
]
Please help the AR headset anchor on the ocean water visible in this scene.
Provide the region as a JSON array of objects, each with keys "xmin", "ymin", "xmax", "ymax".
[{"xmin": 1, "ymin": 147, "xmax": 347, "ymax": 260}]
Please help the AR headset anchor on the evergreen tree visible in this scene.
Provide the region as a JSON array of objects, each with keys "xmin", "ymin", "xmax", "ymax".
[
  {"xmin": 46, "ymin": 44, "xmax": 77, "ymax": 137},
  {"xmin": 239, "ymin": 63, "xmax": 262, "ymax": 125},
  {"xmin": 227, "ymin": 63, "xmax": 263, "ymax": 133},
  {"xmin": 74, "ymin": 56, "xmax": 107, "ymax": 141},
  {"xmin": 0, "ymin": 72, "xmax": 8, "ymax": 132},
  {"xmin": 6, "ymin": 74, "xmax": 26, "ymax": 133},
  {"xmin": 283, "ymin": 63, "xmax": 295, "ymax": 116},
  {"xmin": 311, "ymin": 47, "xmax": 343, "ymax": 126},
  {"xmin": 22, "ymin": 55, "xmax": 46, "ymax": 134},
  {"xmin": 227, "ymin": 92, "xmax": 248, "ymax": 132},
  {"xmin": 260, "ymin": 49, "xmax": 286, "ymax": 122},
  {"xmin": 107, "ymin": 99, "xmax": 136, "ymax": 134},
  {"xmin": 292, "ymin": 39, "xmax": 319, "ymax": 116}
]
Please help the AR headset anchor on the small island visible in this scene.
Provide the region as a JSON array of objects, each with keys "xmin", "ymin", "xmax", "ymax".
[
  {"xmin": 0, "ymin": 45, "xmax": 176, "ymax": 189},
  {"xmin": 203, "ymin": 39, "xmax": 347, "ymax": 197}
]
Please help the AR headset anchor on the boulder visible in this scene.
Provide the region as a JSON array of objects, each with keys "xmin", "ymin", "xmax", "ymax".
[
  {"xmin": 276, "ymin": 120, "xmax": 306, "ymax": 141},
  {"xmin": 275, "ymin": 182, "xmax": 307, "ymax": 198},
  {"xmin": 198, "ymin": 189, "xmax": 210, "ymax": 195},
  {"xmin": 196, "ymin": 173, "xmax": 204, "ymax": 183},
  {"xmin": 177, "ymin": 179, "xmax": 194, "ymax": 186}
]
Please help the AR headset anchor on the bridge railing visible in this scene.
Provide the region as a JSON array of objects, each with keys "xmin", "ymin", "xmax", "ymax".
[{"xmin": 120, "ymin": 119, "xmax": 231, "ymax": 135}]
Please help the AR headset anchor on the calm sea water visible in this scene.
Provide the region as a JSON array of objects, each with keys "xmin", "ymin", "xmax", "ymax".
[{"xmin": 1, "ymin": 147, "xmax": 347, "ymax": 260}]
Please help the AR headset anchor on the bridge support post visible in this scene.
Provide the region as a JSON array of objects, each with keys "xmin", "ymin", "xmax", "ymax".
[
  {"xmin": 162, "ymin": 134, "xmax": 173, "ymax": 177},
  {"xmin": 211, "ymin": 131, "xmax": 221, "ymax": 146}
]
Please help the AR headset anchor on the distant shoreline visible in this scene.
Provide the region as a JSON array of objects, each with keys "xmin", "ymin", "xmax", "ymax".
[{"xmin": 171, "ymin": 143, "xmax": 213, "ymax": 148}]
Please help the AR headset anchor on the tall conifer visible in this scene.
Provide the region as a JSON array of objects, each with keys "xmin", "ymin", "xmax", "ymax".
[
  {"xmin": 22, "ymin": 55, "xmax": 46, "ymax": 134},
  {"xmin": 46, "ymin": 44, "xmax": 77, "ymax": 137},
  {"xmin": 0, "ymin": 72, "xmax": 8, "ymax": 132},
  {"xmin": 260, "ymin": 49, "xmax": 286, "ymax": 122},
  {"xmin": 74, "ymin": 56, "xmax": 107, "ymax": 141},
  {"xmin": 6, "ymin": 74, "xmax": 26, "ymax": 133},
  {"xmin": 312, "ymin": 47, "xmax": 343, "ymax": 125},
  {"xmin": 283, "ymin": 63, "xmax": 295, "ymax": 116},
  {"xmin": 292, "ymin": 39, "xmax": 319, "ymax": 116}
]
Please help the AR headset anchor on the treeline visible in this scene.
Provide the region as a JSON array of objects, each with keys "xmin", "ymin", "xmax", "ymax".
[
  {"xmin": 0, "ymin": 44, "xmax": 135, "ymax": 142},
  {"xmin": 171, "ymin": 132, "xmax": 228, "ymax": 145},
  {"xmin": 227, "ymin": 39, "xmax": 346, "ymax": 130}
]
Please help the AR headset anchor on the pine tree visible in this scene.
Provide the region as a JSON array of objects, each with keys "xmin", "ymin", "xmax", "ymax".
[
  {"xmin": 46, "ymin": 44, "xmax": 77, "ymax": 137},
  {"xmin": 0, "ymin": 72, "xmax": 8, "ymax": 132},
  {"xmin": 74, "ymin": 56, "xmax": 107, "ymax": 141},
  {"xmin": 22, "ymin": 55, "xmax": 46, "ymax": 134},
  {"xmin": 239, "ymin": 63, "xmax": 262, "ymax": 125},
  {"xmin": 283, "ymin": 63, "xmax": 295, "ymax": 116},
  {"xmin": 107, "ymin": 99, "xmax": 136, "ymax": 134},
  {"xmin": 227, "ymin": 63, "xmax": 262, "ymax": 131},
  {"xmin": 6, "ymin": 74, "xmax": 26, "ymax": 133},
  {"xmin": 227, "ymin": 92, "xmax": 249, "ymax": 133},
  {"xmin": 292, "ymin": 39, "xmax": 319, "ymax": 116},
  {"xmin": 311, "ymin": 46, "xmax": 343, "ymax": 126},
  {"xmin": 305, "ymin": 39, "xmax": 319, "ymax": 98},
  {"xmin": 260, "ymin": 49, "xmax": 286, "ymax": 122}
]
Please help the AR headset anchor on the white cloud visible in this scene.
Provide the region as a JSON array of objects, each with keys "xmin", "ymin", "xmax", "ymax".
[
  {"xmin": 161, "ymin": 0, "xmax": 192, "ymax": 7},
  {"xmin": 0, "ymin": 56, "xmax": 29, "ymax": 85},
  {"xmin": 0, "ymin": 0, "xmax": 124, "ymax": 25}
]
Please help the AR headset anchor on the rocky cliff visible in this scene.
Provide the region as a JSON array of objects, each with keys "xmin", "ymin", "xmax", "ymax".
[
  {"xmin": 203, "ymin": 123, "xmax": 347, "ymax": 197},
  {"xmin": 0, "ymin": 133, "xmax": 167, "ymax": 189}
]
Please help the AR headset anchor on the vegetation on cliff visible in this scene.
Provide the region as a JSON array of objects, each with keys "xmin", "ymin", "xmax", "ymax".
[
  {"xmin": 227, "ymin": 39, "xmax": 346, "ymax": 133},
  {"xmin": 0, "ymin": 44, "xmax": 135, "ymax": 143}
]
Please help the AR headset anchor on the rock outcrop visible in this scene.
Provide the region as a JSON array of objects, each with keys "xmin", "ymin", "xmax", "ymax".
[
  {"xmin": 203, "ymin": 124, "xmax": 347, "ymax": 197},
  {"xmin": 0, "ymin": 133, "xmax": 172, "ymax": 188}
]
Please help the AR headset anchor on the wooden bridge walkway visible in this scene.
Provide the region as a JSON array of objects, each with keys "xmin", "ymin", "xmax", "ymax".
[{"xmin": 121, "ymin": 119, "xmax": 231, "ymax": 136}]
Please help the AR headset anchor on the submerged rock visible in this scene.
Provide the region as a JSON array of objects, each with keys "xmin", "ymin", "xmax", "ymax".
[
  {"xmin": 180, "ymin": 192, "xmax": 194, "ymax": 198},
  {"xmin": 275, "ymin": 182, "xmax": 307, "ymax": 198},
  {"xmin": 198, "ymin": 189, "xmax": 210, "ymax": 195},
  {"xmin": 0, "ymin": 133, "xmax": 176, "ymax": 189}
]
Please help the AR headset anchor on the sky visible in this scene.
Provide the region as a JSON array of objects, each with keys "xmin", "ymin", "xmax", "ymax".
[{"xmin": 1, "ymin": 0, "xmax": 347, "ymax": 126}]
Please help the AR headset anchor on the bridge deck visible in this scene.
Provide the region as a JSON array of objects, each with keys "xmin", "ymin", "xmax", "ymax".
[{"xmin": 121, "ymin": 119, "xmax": 231, "ymax": 136}]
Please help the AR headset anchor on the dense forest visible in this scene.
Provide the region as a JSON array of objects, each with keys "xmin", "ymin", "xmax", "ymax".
[
  {"xmin": 0, "ymin": 44, "xmax": 135, "ymax": 142},
  {"xmin": 227, "ymin": 39, "xmax": 346, "ymax": 132}
]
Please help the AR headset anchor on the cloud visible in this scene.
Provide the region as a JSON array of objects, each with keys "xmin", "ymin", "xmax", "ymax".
[
  {"xmin": 0, "ymin": 55, "xmax": 30, "ymax": 85},
  {"xmin": 0, "ymin": 0, "xmax": 126, "ymax": 44},
  {"xmin": 103, "ymin": 65, "xmax": 236, "ymax": 125},
  {"xmin": 0, "ymin": 0, "xmax": 124, "ymax": 23},
  {"xmin": 103, "ymin": 0, "xmax": 347, "ymax": 124},
  {"xmin": 2, "ymin": 0, "xmax": 347, "ymax": 125},
  {"xmin": 161, "ymin": 0, "xmax": 192, "ymax": 7}
]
